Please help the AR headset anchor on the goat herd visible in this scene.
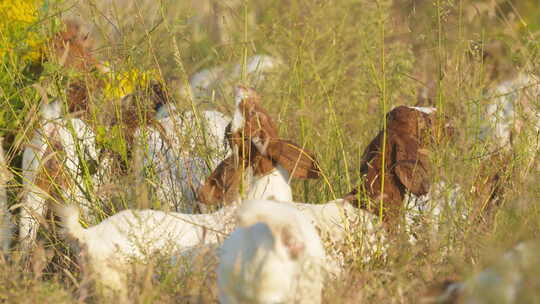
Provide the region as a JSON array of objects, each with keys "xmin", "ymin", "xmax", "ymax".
[{"xmin": 1, "ymin": 20, "xmax": 539, "ymax": 304}]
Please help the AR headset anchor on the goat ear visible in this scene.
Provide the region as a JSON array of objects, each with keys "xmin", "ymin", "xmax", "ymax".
[
  {"xmin": 198, "ymin": 156, "xmax": 241, "ymax": 205},
  {"xmin": 253, "ymin": 154, "xmax": 276, "ymax": 176},
  {"xmin": 266, "ymin": 139, "xmax": 320, "ymax": 179},
  {"xmin": 393, "ymin": 135, "xmax": 430, "ymax": 196},
  {"xmin": 150, "ymin": 82, "xmax": 170, "ymax": 108},
  {"xmin": 245, "ymin": 105, "xmax": 278, "ymax": 156},
  {"xmin": 280, "ymin": 226, "xmax": 305, "ymax": 260}
]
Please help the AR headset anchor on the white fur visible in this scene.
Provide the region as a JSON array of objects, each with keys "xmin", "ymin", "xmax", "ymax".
[
  {"xmin": 198, "ymin": 156, "xmax": 294, "ymax": 208},
  {"xmin": 218, "ymin": 199, "xmax": 326, "ymax": 304},
  {"xmin": 189, "ymin": 66, "xmax": 226, "ymax": 99},
  {"xmin": 197, "ymin": 164, "xmax": 294, "ymax": 213},
  {"xmin": 185, "ymin": 54, "xmax": 282, "ymax": 101},
  {"xmin": 19, "ymin": 100, "xmax": 99, "ymax": 252},
  {"xmin": 294, "ymin": 199, "xmax": 371, "ymax": 244},
  {"xmin": 230, "ymin": 85, "xmax": 248, "ymax": 132},
  {"xmin": 405, "ymin": 181, "xmax": 465, "ymax": 240},
  {"xmin": 438, "ymin": 241, "xmax": 540, "ymax": 304},
  {"xmin": 292, "ymin": 199, "xmax": 385, "ymax": 273},
  {"xmin": 246, "ymin": 164, "xmax": 293, "ymax": 202},
  {"xmin": 233, "ymin": 55, "xmax": 282, "ymax": 82},
  {"xmin": 400, "ymin": 180, "xmax": 476, "ymax": 252},
  {"xmin": 138, "ymin": 107, "xmax": 230, "ymax": 212},
  {"xmin": 408, "ymin": 106, "xmax": 437, "ymax": 114},
  {"xmin": 483, "ymin": 73, "xmax": 540, "ymax": 148},
  {"xmin": 58, "ymin": 203, "xmax": 237, "ymax": 299}
]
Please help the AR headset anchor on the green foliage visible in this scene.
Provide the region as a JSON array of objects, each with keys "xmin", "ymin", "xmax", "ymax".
[{"xmin": 0, "ymin": 0, "xmax": 51, "ymax": 138}]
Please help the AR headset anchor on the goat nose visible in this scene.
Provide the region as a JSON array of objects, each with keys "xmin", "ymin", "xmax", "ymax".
[
  {"xmin": 235, "ymin": 84, "xmax": 248, "ymax": 95},
  {"xmin": 235, "ymin": 84, "xmax": 253, "ymax": 98}
]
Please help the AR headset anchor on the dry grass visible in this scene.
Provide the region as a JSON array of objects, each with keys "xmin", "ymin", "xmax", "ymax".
[{"xmin": 1, "ymin": 0, "xmax": 539, "ymax": 303}]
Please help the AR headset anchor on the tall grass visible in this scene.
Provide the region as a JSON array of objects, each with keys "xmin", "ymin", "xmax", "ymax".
[{"xmin": 0, "ymin": 0, "xmax": 539, "ymax": 302}]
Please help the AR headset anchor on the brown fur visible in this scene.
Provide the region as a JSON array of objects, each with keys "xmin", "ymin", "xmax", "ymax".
[
  {"xmin": 48, "ymin": 20, "xmax": 105, "ymax": 116},
  {"xmin": 110, "ymin": 82, "xmax": 171, "ymax": 153},
  {"xmin": 346, "ymin": 106, "xmax": 506, "ymax": 230},
  {"xmin": 234, "ymin": 86, "xmax": 320, "ymax": 178},
  {"xmin": 346, "ymin": 106, "xmax": 440, "ymax": 223},
  {"xmin": 197, "ymin": 155, "xmax": 244, "ymax": 206},
  {"xmin": 198, "ymin": 133, "xmax": 275, "ymax": 206},
  {"xmin": 66, "ymin": 82, "xmax": 91, "ymax": 114},
  {"xmin": 198, "ymin": 86, "xmax": 320, "ymax": 206},
  {"xmin": 266, "ymin": 140, "xmax": 320, "ymax": 179},
  {"xmin": 422, "ymin": 278, "xmax": 463, "ymax": 304},
  {"xmin": 50, "ymin": 20, "xmax": 96, "ymax": 73},
  {"xmin": 237, "ymin": 95, "xmax": 279, "ymax": 152}
]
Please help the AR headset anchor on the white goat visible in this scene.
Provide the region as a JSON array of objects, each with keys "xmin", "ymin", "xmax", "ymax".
[
  {"xmin": 483, "ymin": 73, "xmax": 540, "ymax": 150},
  {"xmin": 292, "ymin": 198, "xmax": 385, "ymax": 275},
  {"xmin": 57, "ymin": 202, "xmax": 237, "ymax": 300},
  {"xmin": 435, "ymin": 241, "xmax": 540, "ymax": 304},
  {"xmin": 218, "ymin": 199, "xmax": 326, "ymax": 304},
  {"xmin": 246, "ymin": 165, "xmax": 293, "ymax": 202},
  {"xmin": 138, "ymin": 104, "xmax": 230, "ymax": 212},
  {"xmin": 182, "ymin": 55, "xmax": 282, "ymax": 101},
  {"xmin": 19, "ymin": 100, "xmax": 99, "ymax": 253}
]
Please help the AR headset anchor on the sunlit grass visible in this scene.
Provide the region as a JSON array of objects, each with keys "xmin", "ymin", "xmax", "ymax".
[{"xmin": 0, "ymin": 0, "xmax": 539, "ymax": 302}]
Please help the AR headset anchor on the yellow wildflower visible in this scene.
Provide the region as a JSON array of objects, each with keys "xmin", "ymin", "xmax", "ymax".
[
  {"xmin": 0, "ymin": 0, "xmax": 44, "ymax": 63},
  {"xmin": 102, "ymin": 63, "xmax": 160, "ymax": 100}
]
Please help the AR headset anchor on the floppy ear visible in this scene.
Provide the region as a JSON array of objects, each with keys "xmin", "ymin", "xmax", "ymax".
[
  {"xmin": 253, "ymin": 153, "xmax": 276, "ymax": 176},
  {"xmin": 150, "ymin": 82, "xmax": 170, "ymax": 109},
  {"xmin": 198, "ymin": 156, "xmax": 242, "ymax": 205},
  {"xmin": 244, "ymin": 104, "xmax": 279, "ymax": 156},
  {"xmin": 266, "ymin": 139, "xmax": 320, "ymax": 179},
  {"xmin": 66, "ymin": 82, "xmax": 89, "ymax": 113},
  {"xmin": 392, "ymin": 135, "xmax": 430, "ymax": 196}
]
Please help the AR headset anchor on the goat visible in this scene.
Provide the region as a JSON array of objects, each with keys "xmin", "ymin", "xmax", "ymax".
[
  {"xmin": 17, "ymin": 17, "xmax": 112, "ymax": 255},
  {"xmin": 139, "ymin": 103, "xmax": 230, "ymax": 212},
  {"xmin": 198, "ymin": 85, "xmax": 320, "ymax": 206},
  {"xmin": 345, "ymin": 106, "xmax": 446, "ymax": 226},
  {"xmin": 430, "ymin": 241, "xmax": 540, "ymax": 304},
  {"xmin": 182, "ymin": 55, "xmax": 282, "ymax": 102},
  {"xmin": 57, "ymin": 202, "xmax": 238, "ymax": 300},
  {"xmin": 483, "ymin": 73, "xmax": 540, "ymax": 151},
  {"xmin": 410, "ymin": 150, "xmax": 512, "ymax": 244},
  {"xmin": 345, "ymin": 106, "xmax": 509, "ymax": 243},
  {"xmin": 110, "ymin": 82, "xmax": 171, "ymax": 152},
  {"xmin": 19, "ymin": 100, "xmax": 100, "ymax": 254},
  {"xmin": 24, "ymin": 123, "xmax": 234, "ymax": 300},
  {"xmin": 292, "ymin": 198, "xmax": 385, "ymax": 274},
  {"xmin": 47, "ymin": 19, "xmax": 105, "ymax": 115},
  {"xmin": 218, "ymin": 199, "xmax": 326, "ymax": 304},
  {"xmin": 49, "ymin": 19, "xmax": 98, "ymax": 73}
]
